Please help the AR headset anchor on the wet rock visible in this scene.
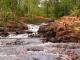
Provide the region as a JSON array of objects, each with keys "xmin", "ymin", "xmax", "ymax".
[
  {"xmin": 28, "ymin": 33, "xmax": 40, "ymax": 38},
  {"xmin": 0, "ymin": 32, "xmax": 9, "ymax": 37},
  {"xmin": 14, "ymin": 39, "xmax": 24, "ymax": 45},
  {"xmin": 15, "ymin": 30, "xmax": 27, "ymax": 35},
  {"xmin": 0, "ymin": 27, "xmax": 4, "ymax": 32},
  {"xmin": 38, "ymin": 16, "xmax": 80, "ymax": 43},
  {"xmin": 26, "ymin": 30, "xmax": 33, "ymax": 34}
]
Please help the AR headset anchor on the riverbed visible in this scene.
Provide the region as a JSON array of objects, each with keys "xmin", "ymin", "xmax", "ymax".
[{"xmin": 0, "ymin": 24, "xmax": 80, "ymax": 60}]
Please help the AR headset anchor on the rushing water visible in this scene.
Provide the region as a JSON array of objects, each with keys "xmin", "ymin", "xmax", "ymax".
[{"xmin": 0, "ymin": 24, "xmax": 79, "ymax": 60}]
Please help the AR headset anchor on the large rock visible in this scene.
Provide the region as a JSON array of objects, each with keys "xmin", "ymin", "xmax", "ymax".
[
  {"xmin": 7, "ymin": 21, "xmax": 28, "ymax": 32},
  {"xmin": 38, "ymin": 16, "xmax": 80, "ymax": 43},
  {"xmin": 0, "ymin": 20, "xmax": 28, "ymax": 37}
]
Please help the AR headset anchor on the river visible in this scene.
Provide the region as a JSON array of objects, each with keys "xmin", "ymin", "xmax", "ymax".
[{"xmin": 0, "ymin": 24, "xmax": 79, "ymax": 60}]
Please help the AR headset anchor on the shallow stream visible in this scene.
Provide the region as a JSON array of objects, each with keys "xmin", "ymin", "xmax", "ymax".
[{"xmin": 0, "ymin": 24, "xmax": 79, "ymax": 60}]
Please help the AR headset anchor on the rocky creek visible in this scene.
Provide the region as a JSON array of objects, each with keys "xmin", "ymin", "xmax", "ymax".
[{"xmin": 0, "ymin": 23, "xmax": 80, "ymax": 60}]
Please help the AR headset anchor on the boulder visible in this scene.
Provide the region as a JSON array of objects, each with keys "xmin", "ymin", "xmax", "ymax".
[{"xmin": 38, "ymin": 16, "xmax": 80, "ymax": 43}]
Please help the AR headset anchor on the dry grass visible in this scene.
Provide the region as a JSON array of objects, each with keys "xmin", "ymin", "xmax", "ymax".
[{"xmin": 38, "ymin": 16, "xmax": 80, "ymax": 42}]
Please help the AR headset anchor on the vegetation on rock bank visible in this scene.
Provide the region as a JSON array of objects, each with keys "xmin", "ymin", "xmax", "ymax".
[{"xmin": 38, "ymin": 16, "xmax": 80, "ymax": 42}]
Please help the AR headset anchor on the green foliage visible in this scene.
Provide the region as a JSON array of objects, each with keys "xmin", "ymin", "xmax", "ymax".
[
  {"xmin": 43, "ymin": 0, "xmax": 80, "ymax": 18},
  {"xmin": 0, "ymin": 0, "xmax": 17, "ymax": 11},
  {"xmin": 44, "ymin": 0, "xmax": 71, "ymax": 18},
  {"xmin": 0, "ymin": 0, "xmax": 80, "ymax": 24},
  {"xmin": 70, "ymin": 0, "xmax": 80, "ymax": 16}
]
